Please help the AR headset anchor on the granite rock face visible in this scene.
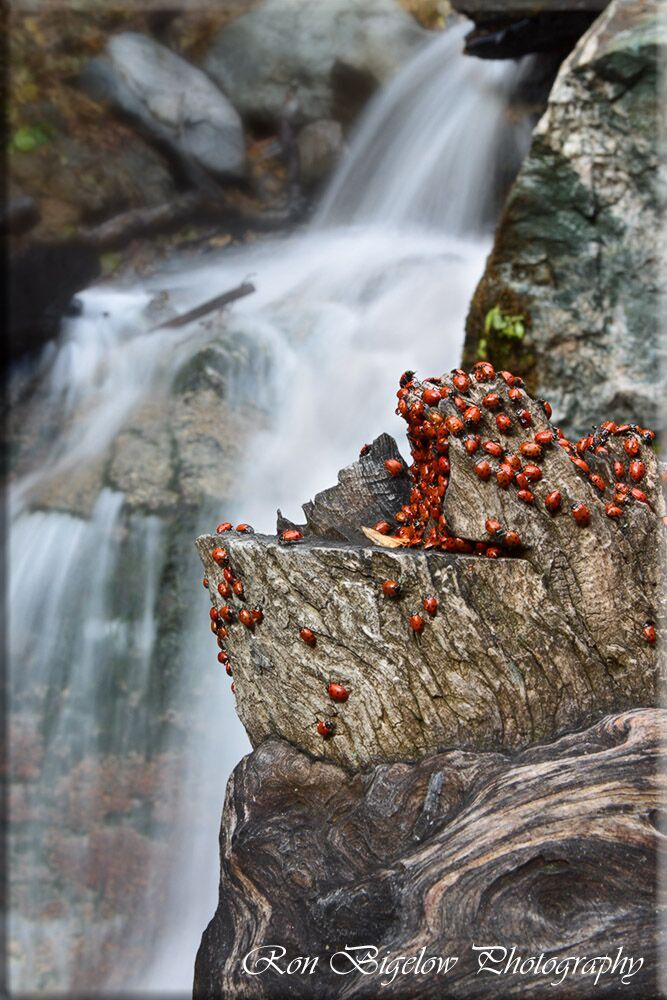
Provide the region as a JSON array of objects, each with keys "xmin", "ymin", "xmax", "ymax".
[
  {"xmin": 194, "ymin": 710, "xmax": 663, "ymax": 999},
  {"xmin": 203, "ymin": 0, "xmax": 426, "ymax": 126},
  {"xmin": 463, "ymin": 0, "xmax": 665, "ymax": 435}
]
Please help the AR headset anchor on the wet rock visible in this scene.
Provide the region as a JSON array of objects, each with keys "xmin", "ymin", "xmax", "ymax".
[
  {"xmin": 203, "ymin": 0, "xmax": 426, "ymax": 126},
  {"xmin": 463, "ymin": 0, "xmax": 665, "ymax": 435},
  {"xmin": 82, "ymin": 32, "xmax": 246, "ymax": 179},
  {"xmin": 195, "ymin": 709, "xmax": 662, "ymax": 998},
  {"xmin": 297, "ymin": 119, "xmax": 345, "ymax": 187}
]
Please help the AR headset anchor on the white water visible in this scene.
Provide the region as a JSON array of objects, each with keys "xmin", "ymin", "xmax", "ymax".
[{"xmin": 8, "ymin": 21, "xmax": 533, "ymax": 994}]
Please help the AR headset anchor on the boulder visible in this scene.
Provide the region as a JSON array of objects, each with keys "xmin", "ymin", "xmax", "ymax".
[
  {"xmin": 203, "ymin": 0, "xmax": 426, "ymax": 126},
  {"xmin": 463, "ymin": 0, "xmax": 665, "ymax": 435},
  {"xmin": 197, "ymin": 368, "xmax": 664, "ymax": 770},
  {"xmin": 195, "ymin": 710, "xmax": 662, "ymax": 998},
  {"xmin": 81, "ymin": 32, "xmax": 246, "ymax": 179}
]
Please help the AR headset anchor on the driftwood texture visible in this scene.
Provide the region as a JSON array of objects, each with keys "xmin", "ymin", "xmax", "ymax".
[
  {"xmin": 194, "ymin": 708, "xmax": 664, "ymax": 999},
  {"xmin": 196, "ymin": 373, "xmax": 664, "ymax": 768}
]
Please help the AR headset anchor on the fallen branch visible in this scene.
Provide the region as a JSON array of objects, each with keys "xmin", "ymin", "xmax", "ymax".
[{"xmin": 150, "ymin": 281, "xmax": 256, "ymax": 332}]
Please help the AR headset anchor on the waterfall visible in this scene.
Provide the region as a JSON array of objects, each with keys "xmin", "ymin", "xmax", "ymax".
[{"xmin": 8, "ymin": 20, "xmax": 533, "ymax": 993}]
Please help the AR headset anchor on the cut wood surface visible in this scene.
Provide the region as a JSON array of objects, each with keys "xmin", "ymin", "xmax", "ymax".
[{"xmin": 194, "ymin": 709, "xmax": 664, "ymax": 999}]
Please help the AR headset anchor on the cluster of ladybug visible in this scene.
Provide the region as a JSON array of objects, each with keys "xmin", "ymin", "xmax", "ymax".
[{"xmin": 203, "ymin": 521, "xmax": 350, "ymax": 738}]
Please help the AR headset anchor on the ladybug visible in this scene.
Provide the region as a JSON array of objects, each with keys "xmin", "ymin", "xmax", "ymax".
[
  {"xmin": 217, "ymin": 631, "xmax": 228, "ymax": 647},
  {"xmin": 219, "ymin": 605, "xmax": 235, "ymax": 623},
  {"xmin": 239, "ymin": 608, "xmax": 254, "ymax": 628},
  {"xmin": 225, "ymin": 663, "xmax": 233, "ymax": 677},
  {"xmin": 517, "ymin": 489, "xmax": 534, "ymax": 504},
  {"xmin": 544, "ymin": 490, "xmax": 562, "ymax": 514},
  {"xmin": 444, "ymin": 416, "xmax": 464, "ymax": 436},
  {"xmin": 453, "ymin": 395, "xmax": 467, "ymax": 413},
  {"xmin": 464, "ymin": 405, "xmax": 482, "ymax": 425},
  {"xmin": 534, "ymin": 430, "xmax": 554, "ymax": 447},
  {"xmin": 495, "ymin": 413, "xmax": 512, "ymax": 433},
  {"xmin": 300, "ymin": 627, "xmax": 317, "ymax": 647},
  {"xmin": 482, "ymin": 441, "xmax": 503, "ymax": 458},
  {"xmin": 508, "ymin": 387, "xmax": 522, "ymax": 402},
  {"xmin": 223, "ymin": 567, "xmax": 234, "ymax": 583},
  {"xmin": 202, "ymin": 577, "xmax": 209, "ymax": 589},
  {"xmin": 217, "ymin": 650, "xmax": 229, "ymax": 664},
  {"xmin": 571, "ymin": 457, "xmax": 590, "ymax": 474},
  {"xmin": 519, "ymin": 442, "xmax": 542, "ymax": 459},
  {"xmin": 231, "ymin": 681, "xmax": 236, "ymax": 694},
  {"xmin": 496, "ymin": 468, "xmax": 512, "ymax": 489},
  {"xmin": 317, "ymin": 720, "xmax": 335, "ymax": 738},
  {"xmin": 613, "ymin": 461, "xmax": 626, "ymax": 480},
  {"xmin": 506, "ymin": 453, "xmax": 522, "ymax": 471},
  {"xmin": 643, "ymin": 623, "xmax": 656, "ymax": 645},
  {"xmin": 232, "ymin": 579, "xmax": 244, "ymax": 597},
  {"xmin": 629, "ymin": 460, "xmax": 645, "ymax": 483},
  {"xmin": 251, "ymin": 607, "xmax": 264, "ymax": 624},
  {"xmin": 482, "ymin": 392, "xmax": 501, "ymax": 411},
  {"xmin": 498, "ymin": 371, "xmax": 515, "ymax": 385},
  {"xmin": 216, "ymin": 522, "xmax": 232, "ymax": 533},
  {"xmin": 423, "ymin": 596, "xmax": 438, "ymax": 616},
  {"xmin": 381, "ymin": 579, "xmax": 401, "ymax": 598},
  {"xmin": 630, "ymin": 487, "xmax": 648, "ymax": 503},
  {"xmin": 328, "ymin": 682, "xmax": 349, "ymax": 702},
  {"xmin": 217, "ymin": 581, "xmax": 231, "ymax": 598},
  {"xmin": 236, "ymin": 523, "xmax": 255, "ymax": 534},
  {"xmin": 571, "ymin": 502, "xmax": 591, "ymax": 526},
  {"xmin": 359, "ymin": 443, "xmax": 372, "ymax": 457},
  {"xmin": 474, "ymin": 362, "xmax": 495, "ymax": 382},
  {"xmin": 605, "ymin": 504, "xmax": 623, "ymax": 519},
  {"xmin": 464, "ymin": 436, "xmax": 480, "ymax": 455},
  {"xmin": 485, "ymin": 518, "xmax": 502, "ymax": 535},
  {"xmin": 540, "ymin": 400, "xmax": 553, "ymax": 419},
  {"xmin": 210, "ymin": 620, "xmax": 219, "ymax": 635},
  {"xmin": 384, "ymin": 458, "xmax": 403, "ymax": 477},
  {"xmin": 624, "ymin": 436, "xmax": 640, "ymax": 457},
  {"xmin": 409, "ymin": 613, "xmax": 425, "ymax": 634},
  {"xmin": 211, "ymin": 547, "xmax": 228, "ymax": 566},
  {"xmin": 280, "ymin": 528, "xmax": 304, "ymax": 544},
  {"xmin": 589, "ymin": 474, "xmax": 606, "ymax": 493},
  {"xmin": 423, "ymin": 388, "xmax": 441, "ymax": 407},
  {"xmin": 515, "ymin": 472, "xmax": 529, "ymax": 490},
  {"xmin": 503, "ymin": 530, "xmax": 522, "ymax": 550},
  {"xmin": 452, "ymin": 373, "xmax": 470, "ymax": 393},
  {"xmin": 522, "ymin": 464, "xmax": 542, "ymax": 483},
  {"xmin": 399, "ymin": 370, "xmax": 416, "ymax": 387},
  {"xmin": 373, "ymin": 520, "xmax": 392, "ymax": 535},
  {"xmin": 475, "ymin": 459, "xmax": 492, "ymax": 481},
  {"xmin": 486, "ymin": 546, "xmax": 501, "ymax": 558},
  {"xmin": 517, "ymin": 409, "xmax": 533, "ymax": 428}
]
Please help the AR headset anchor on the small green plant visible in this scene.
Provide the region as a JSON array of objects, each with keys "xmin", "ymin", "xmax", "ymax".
[
  {"xmin": 11, "ymin": 123, "xmax": 50, "ymax": 153},
  {"xmin": 478, "ymin": 305, "xmax": 526, "ymax": 360}
]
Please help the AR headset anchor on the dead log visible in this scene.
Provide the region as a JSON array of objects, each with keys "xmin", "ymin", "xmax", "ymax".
[
  {"xmin": 149, "ymin": 281, "xmax": 255, "ymax": 332},
  {"xmin": 196, "ymin": 367, "xmax": 665, "ymax": 769},
  {"xmin": 194, "ymin": 708, "xmax": 664, "ymax": 999}
]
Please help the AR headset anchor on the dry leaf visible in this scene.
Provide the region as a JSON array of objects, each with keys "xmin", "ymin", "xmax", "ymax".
[{"xmin": 361, "ymin": 526, "xmax": 410, "ymax": 548}]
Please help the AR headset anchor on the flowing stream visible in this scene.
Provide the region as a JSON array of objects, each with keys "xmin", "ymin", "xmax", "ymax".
[{"xmin": 8, "ymin": 21, "xmax": 534, "ymax": 994}]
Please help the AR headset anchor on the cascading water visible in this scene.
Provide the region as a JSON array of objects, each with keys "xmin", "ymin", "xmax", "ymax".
[{"xmin": 8, "ymin": 20, "xmax": 534, "ymax": 994}]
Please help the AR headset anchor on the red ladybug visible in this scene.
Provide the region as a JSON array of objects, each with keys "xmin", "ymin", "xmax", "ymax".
[
  {"xmin": 219, "ymin": 605, "xmax": 235, "ymax": 623},
  {"xmin": 236, "ymin": 523, "xmax": 255, "ymax": 534},
  {"xmin": 211, "ymin": 547, "xmax": 228, "ymax": 566},
  {"xmin": 239, "ymin": 608, "xmax": 254, "ymax": 628},
  {"xmin": 605, "ymin": 504, "xmax": 623, "ymax": 519},
  {"xmin": 223, "ymin": 567, "xmax": 234, "ymax": 583},
  {"xmin": 508, "ymin": 387, "xmax": 522, "ymax": 402},
  {"xmin": 225, "ymin": 663, "xmax": 233, "ymax": 677},
  {"xmin": 534, "ymin": 430, "xmax": 554, "ymax": 446},
  {"xmin": 613, "ymin": 461, "xmax": 626, "ymax": 480},
  {"xmin": 544, "ymin": 490, "xmax": 562, "ymax": 514},
  {"xmin": 202, "ymin": 577, "xmax": 209, "ymax": 588},
  {"xmin": 251, "ymin": 607, "xmax": 264, "ymax": 624},
  {"xmin": 217, "ymin": 650, "xmax": 229, "ymax": 664},
  {"xmin": 209, "ymin": 607, "xmax": 219, "ymax": 622},
  {"xmin": 630, "ymin": 487, "xmax": 648, "ymax": 503},
  {"xmin": 423, "ymin": 596, "xmax": 438, "ymax": 616},
  {"xmin": 464, "ymin": 436, "xmax": 480, "ymax": 455},
  {"xmin": 589, "ymin": 474, "xmax": 606, "ymax": 493},
  {"xmin": 444, "ymin": 416, "xmax": 464, "ymax": 436},
  {"xmin": 624, "ymin": 436, "xmax": 640, "ymax": 457},
  {"xmin": 498, "ymin": 371, "xmax": 515, "ymax": 385},
  {"xmin": 474, "ymin": 362, "xmax": 495, "ymax": 382},
  {"xmin": 232, "ymin": 579, "xmax": 244, "ymax": 597},
  {"xmin": 517, "ymin": 409, "xmax": 533, "ymax": 428},
  {"xmin": 517, "ymin": 489, "xmax": 534, "ymax": 504},
  {"xmin": 280, "ymin": 528, "xmax": 304, "ymax": 544},
  {"xmin": 328, "ymin": 682, "xmax": 349, "ymax": 702},
  {"xmin": 317, "ymin": 720, "xmax": 335, "ymax": 739},
  {"xmin": 452, "ymin": 373, "xmax": 470, "ymax": 392},
  {"xmin": 217, "ymin": 581, "xmax": 231, "ymax": 598},
  {"xmin": 217, "ymin": 630, "xmax": 229, "ymax": 646},
  {"xmin": 381, "ymin": 579, "xmax": 401, "ymax": 598},
  {"xmin": 384, "ymin": 458, "xmax": 403, "ymax": 477},
  {"xmin": 482, "ymin": 441, "xmax": 503, "ymax": 458},
  {"xmin": 216, "ymin": 522, "xmax": 232, "ymax": 533},
  {"xmin": 629, "ymin": 460, "xmax": 645, "ymax": 483},
  {"xmin": 300, "ymin": 627, "xmax": 317, "ymax": 646},
  {"xmin": 423, "ymin": 388, "xmax": 441, "ymax": 406},
  {"xmin": 571, "ymin": 502, "xmax": 591, "ymax": 526},
  {"xmin": 496, "ymin": 469, "xmax": 512, "ymax": 489},
  {"xmin": 231, "ymin": 681, "xmax": 236, "ymax": 694},
  {"xmin": 519, "ymin": 442, "xmax": 542, "ymax": 459},
  {"xmin": 409, "ymin": 613, "xmax": 425, "ymax": 633},
  {"xmin": 643, "ymin": 623, "xmax": 656, "ymax": 645},
  {"xmin": 571, "ymin": 457, "xmax": 590, "ymax": 474},
  {"xmin": 522, "ymin": 464, "xmax": 542, "ymax": 483},
  {"xmin": 210, "ymin": 620, "xmax": 219, "ymax": 635},
  {"xmin": 486, "ymin": 546, "xmax": 501, "ymax": 558},
  {"xmin": 475, "ymin": 459, "xmax": 492, "ymax": 481},
  {"xmin": 359, "ymin": 443, "xmax": 371, "ymax": 457},
  {"xmin": 503, "ymin": 530, "xmax": 522, "ymax": 550},
  {"xmin": 540, "ymin": 400, "xmax": 553, "ymax": 419},
  {"xmin": 482, "ymin": 392, "xmax": 501, "ymax": 411},
  {"xmin": 453, "ymin": 395, "xmax": 467, "ymax": 413},
  {"xmin": 495, "ymin": 413, "xmax": 512, "ymax": 433},
  {"xmin": 373, "ymin": 520, "xmax": 392, "ymax": 535},
  {"xmin": 399, "ymin": 370, "xmax": 416, "ymax": 387},
  {"xmin": 464, "ymin": 405, "xmax": 482, "ymax": 425},
  {"xmin": 485, "ymin": 518, "xmax": 502, "ymax": 535}
]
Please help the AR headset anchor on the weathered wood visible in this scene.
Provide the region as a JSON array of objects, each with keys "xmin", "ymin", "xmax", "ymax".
[
  {"xmin": 196, "ymin": 371, "xmax": 665, "ymax": 769},
  {"xmin": 194, "ymin": 708, "xmax": 664, "ymax": 999},
  {"xmin": 149, "ymin": 281, "xmax": 255, "ymax": 332}
]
